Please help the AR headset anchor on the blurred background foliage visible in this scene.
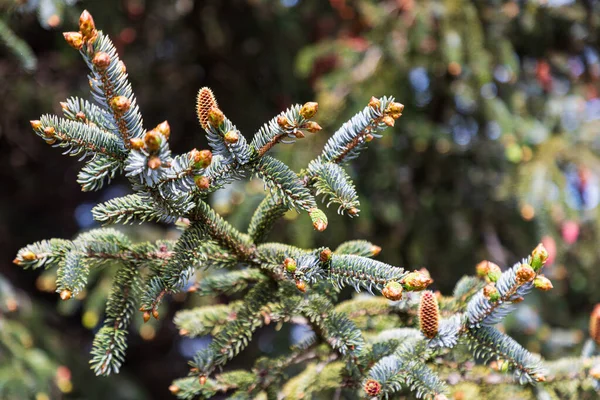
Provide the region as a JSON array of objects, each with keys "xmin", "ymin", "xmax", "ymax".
[{"xmin": 2, "ymin": 0, "xmax": 600, "ymax": 398}]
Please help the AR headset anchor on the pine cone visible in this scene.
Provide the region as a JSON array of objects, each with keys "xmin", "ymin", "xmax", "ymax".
[
  {"xmin": 419, "ymin": 290, "xmax": 439, "ymax": 339},
  {"xmin": 590, "ymin": 304, "xmax": 600, "ymax": 345},
  {"xmin": 196, "ymin": 87, "xmax": 218, "ymax": 130}
]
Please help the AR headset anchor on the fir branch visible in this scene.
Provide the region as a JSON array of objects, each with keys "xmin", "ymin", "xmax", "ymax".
[
  {"xmin": 334, "ymin": 240, "xmax": 381, "ymax": 258},
  {"xmin": 465, "ymin": 325, "xmax": 546, "ymax": 384},
  {"xmin": 92, "ymin": 194, "xmax": 175, "ymax": 224},
  {"xmin": 61, "ymin": 96, "xmax": 118, "ymax": 134},
  {"xmin": 174, "ymin": 303, "xmax": 238, "ymax": 337},
  {"xmin": 309, "ymin": 161, "xmax": 360, "ymax": 215},
  {"xmin": 247, "ymin": 195, "xmax": 287, "ymax": 243},
  {"xmin": 77, "ymin": 154, "xmax": 122, "ymax": 192},
  {"xmin": 0, "ymin": 18, "xmax": 37, "ymax": 72},
  {"xmin": 36, "ymin": 115, "xmax": 126, "ymax": 160},
  {"xmin": 90, "ymin": 262, "xmax": 141, "ymax": 376},
  {"xmin": 329, "ymin": 254, "xmax": 406, "ymax": 293}
]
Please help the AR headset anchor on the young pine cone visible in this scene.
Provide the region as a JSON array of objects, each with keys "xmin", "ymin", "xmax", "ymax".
[{"xmin": 419, "ymin": 290, "xmax": 440, "ymax": 339}]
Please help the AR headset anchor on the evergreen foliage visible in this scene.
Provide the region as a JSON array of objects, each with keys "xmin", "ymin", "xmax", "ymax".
[{"xmin": 13, "ymin": 10, "xmax": 600, "ymax": 399}]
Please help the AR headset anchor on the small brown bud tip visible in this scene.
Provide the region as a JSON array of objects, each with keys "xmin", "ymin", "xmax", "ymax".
[
  {"xmin": 43, "ymin": 126, "xmax": 56, "ymax": 138},
  {"xmin": 194, "ymin": 175, "xmax": 210, "ymax": 190},
  {"xmin": 152, "ymin": 309, "xmax": 159, "ymax": 320},
  {"xmin": 143, "ymin": 311, "xmax": 151, "ymax": 323},
  {"xmin": 483, "ymin": 283, "xmax": 500, "ymax": 302},
  {"xmin": 192, "ymin": 149, "xmax": 213, "ymax": 169},
  {"xmin": 277, "ymin": 115, "xmax": 290, "ymax": 129},
  {"xmin": 60, "ymin": 289, "xmax": 72, "ymax": 301},
  {"xmin": 531, "ymin": 243, "xmax": 549, "ymax": 271},
  {"xmin": 168, "ymin": 385, "xmax": 180, "ymax": 394},
  {"xmin": 293, "ymin": 129, "xmax": 306, "ymax": 139},
  {"xmin": 30, "ymin": 120, "xmax": 42, "ymax": 130},
  {"xmin": 92, "ymin": 52, "xmax": 111, "ymax": 70},
  {"xmin": 187, "ymin": 286, "xmax": 197, "ymax": 293},
  {"xmin": 382, "ymin": 281, "xmax": 403, "ymax": 301},
  {"xmin": 12, "ymin": 258, "xmax": 21, "ymax": 265},
  {"xmin": 130, "ymin": 138, "xmax": 145, "ymax": 150},
  {"xmin": 534, "ymin": 374, "xmax": 546, "ymax": 382},
  {"xmin": 386, "ymin": 101, "xmax": 405, "ymax": 115},
  {"xmin": 534, "ymin": 275, "xmax": 553, "ymax": 291},
  {"xmin": 63, "ymin": 32, "xmax": 83, "ymax": 50},
  {"xmin": 347, "ymin": 207, "xmax": 359, "ymax": 216},
  {"xmin": 313, "ymin": 219, "xmax": 327, "ymax": 232},
  {"xmin": 516, "ymin": 263, "xmax": 536, "ymax": 285},
  {"xmin": 144, "ymin": 130, "xmax": 162, "ymax": 152},
  {"xmin": 486, "ymin": 262, "xmax": 502, "ymax": 283},
  {"xmin": 401, "ymin": 271, "xmax": 433, "ymax": 291},
  {"xmin": 208, "ymin": 106, "xmax": 225, "ymax": 128},
  {"xmin": 224, "ymin": 130, "xmax": 239, "ymax": 144},
  {"xmin": 512, "ymin": 296, "xmax": 524, "ymax": 303},
  {"xmin": 154, "ymin": 121, "xmax": 170, "ymax": 140},
  {"xmin": 284, "ymin": 258, "xmax": 297, "ymax": 273},
  {"xmin": 179, "ymin": 328, "xmax": 189, "ymax": 336},
  {"xmin": 118, "ymin": 60, "xmax": 127, "ymax": 74},
  {"xmin": 371, "ymin": 245, "xmax": 382, "ymax": 256},
  {"xmin": 21, "ymin": 251, "xmax": 37, "ymax": 261},
  {"xmin": 75, "ymin": 112, "xmax": 86, "ymax": 121},
  {"xmin": 382, "ymin": 115, "xmax": 395, "ymax": 127},
  {"xmin": 79, "ymin": 10, "xmax": 96, "ymax": 39},
  {"xmin": 295, "ymin": 280, "xmax": 307, "ymax": 292},
  {"xmin": 363, "ymin": 379, "xmax": 381, "ymax": 396},
  {"xmin": 304, "ymin": 121, "xmax": 322, "ymax": 133},
  {"xmin": 365, "ymin": 133, "xmax": 374, "ymax": 142},
  {"xmin": 589, "ymin": 365, "xmax": 600, "ymax": 379},
  {"xmin": 368, "ymin": 96, "xmax": 381, "ymax": 109},
  {"xmin": 419, "ymin": 290, "xmax": 440, "ymax": 339},
  {"xmin": 319, "ymin": 248, "xmax": 332, "ymax": 262},
  {"xmin": 199, "ymin": 376, "xmax": 207, "ymax": 385},
  {"xmin": 589, "ymin": 304, "xmax": 600, "ymax": 345},
  {"xmin": 60, "ymin": 102, "xmax": 68, "ymax": 110},
  {"xmin": 300, "ymin": 102, "xmax": 319, "ymax": 119},
  {"xmin": 147, "ymin": 156, "xmax": 162, "ymax": 170},
  {"xmin": 110, "ymin": 96, "xmax": 131, "ymax": 113}
]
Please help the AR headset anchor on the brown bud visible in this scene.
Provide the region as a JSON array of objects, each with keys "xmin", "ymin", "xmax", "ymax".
[
  {"xmin": 363, "ymin": 379, "xmax": 381, "ymax": 396},
  {"xmin": 110, "ymin": 96, "xmax": 131, "ymax": 113},
  {"xmin": 313, "ymin": 219, "xmax": 327, "ymax": 232},
  {"xmin": 284, "ymin": 258, "xmax": 297, "ymax": 273},
  {"xmin": 371, "ymin": 245, "xmax": 382, "ymax": 256},
  {"xmin": 296, "ymin": 280, "xmax": 307, "ymax": 293},
  {"xmin": 60, "ymin": 102, "xmax": 68, "ymax": 110},
  {"xmin": 168, "ymin": 385, "xmax": 180, "ymax": 394},
  {"xmin": 386, "ymin": 101, "xmax": 404, "ymax": 116},
  {"xmin": 179, "ymin": 329, "xmax": 189, "ymax": 336},
  {"xmin": 533, "ymin": 275, "xmax": 553, "ymax": 291},
  {"xmin": 534, "ymin": 374, "xmax": 546, "ymax": 382},
  {"xmin": 516, "ymin": 263, "xmax": 536, "ymax": 285},
  {"xmin": 419, "ymin": 290, "xmax": 440, "ymax": 339},
  {"xmin": 293, "ymin": 129, "xmax": 305, "ymax": 139},
  {"xmin": 79, "ymin": 10, "xmax": 96, "ymax": 40},
  {"xmin": 512, "ymin": 296, "xmax": 524, "ymax": 303},
  {"xmin": 348, "ymin": 207, "xmax": 359, "ymax": 216},
  {"xmin": 382, "ymin": 115, "xmax": 395, "ymax": 127},
  {"xmin": 118, "ymin": 60, "xmax": 127, "ymax": 74},
  {"xmin": 401, "ymin": 270, "xmax": 433, "ymax": 291},
  {"xmin": 194, "ymin": 175, "xmax": 210, "ymax": 190},
  {"xmin": 382, "ymin": 281, "xmax": 403, "ymax": 301},
  {"xmin": 531, "ymin": 243, "xmax": 549, "ymax": 271},
  {"xmin": 143, "ymin": 311, "xmax": 151, "ymax": 323},
  {"xmin": 130, "ymin": 138, "xmax": 145, "ymax": 150},
  {"xmin": 319, "ymin": 248, "xmax": 332, "ymax": 262},
  {"xmin": 92, "ymin": 52, "xmax": 111, "ymax": 71},
  {"xmin": 155, "ymin": 121, "xmax": 170, "ymax": 140},
  {"xmin": 368, "ymin": 96, "xmax": 381, "ymax": 109},
  {"xmin": 21, "ymin": 251, "xmax": 37, "ymax": 261},
  {"xmin": 483, "ymin": 283, "xmax": 500, "ymax": 302},
  {"xmin": 365, "ymin": 133, "xmax": 374, "ymax": 142},
  {"xmin": 208, "ymin": 106, "xmax": 225, "ymax": 128},
  {"xmin": 43, "ymin": 127, "xmax": 55, "ymax": 138},
  {"xmin": 199, "ymin": 376, "xmax": 207, "ymax": 385},
  {"xmin": 300, "ymin": 102, "xmax": 319, "ymax": 119},
  {"xmin": 152, "ymin": 309, "xmax": 159, "ymax": 320},
  {"xmin": 60, "ymin": 289, "xmax": 72, "ymax": 301},
  {"xmin": 63, "ymin": 32, "xmax": 83, "ymax": 50},
  {"xmin": 12, "ymin": 258, "xmax": 21, "ymax": 265},
  {"xmin": 196, "ymin": 87, "xmax": 218, "ymax": 130},
  {"xmin": 30, "ymin": 120, "xmax": 42, "ymax": 130},
  {"xmin": 192, "ymin": 149, "xmax": 213, "ymax": 169},
  {"xmin": 75, "ymin": 112, "xmax": 86, "ymax": 121},
  {"xmin": 147, "ymin": 156, "xmax": 162, "ymax": 170},
  {"xmin": 590, "ymin": 304, "xmax": 600, "ymax": 345},
  {"xmin": 224, "ymin": 130, "xmax": 239, "ymax": 144},
  {"xmin": 144, "ymin": 130, "xmax": 162, "ymax": 152},
  {"xmin": 277, "ymin": 115, "xmax": 290, "ymax": 129}
]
